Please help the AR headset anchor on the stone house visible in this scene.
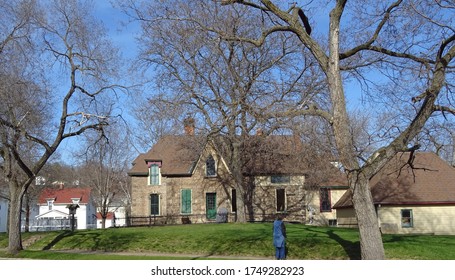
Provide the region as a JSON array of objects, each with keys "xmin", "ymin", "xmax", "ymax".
[
  {"xmin": 334, "ymin": 152, "xmax": 455, "ymax": 235},
  {"xmin": 128, "ymin": 119, "xmax": 347, "ymax": 225}
]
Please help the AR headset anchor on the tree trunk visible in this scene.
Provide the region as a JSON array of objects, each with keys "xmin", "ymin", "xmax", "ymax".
[
  {"xmin": 24, "ymin": 193, "xmax": 30, "ymax": 233},
  {"xmin": 8, "ymin": 182, "xmax": 25, "ymax": 255},
  {"xmin": 326, "ymin": 2, "xmax": 385, "ymax": 260},
  {"xmin": 233, "ymin": 144, "xmax": 247, "ymax": 223},
  {"xmin": 235, "ymin": 188, "xmax": 246, "ymax": 222},
  {"xmin": 350, "ymin": 172, "xmax": 385, "ymax": 260}
]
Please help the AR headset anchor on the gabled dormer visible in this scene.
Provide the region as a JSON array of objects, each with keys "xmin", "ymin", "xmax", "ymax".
[{"xmin": 147, "ymin": 161, "xmax": 162, "ymax": 185}]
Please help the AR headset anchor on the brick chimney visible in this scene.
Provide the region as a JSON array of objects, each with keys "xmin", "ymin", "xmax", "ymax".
[
  {"xmin": 256, "ymin": 128, "xmax": 263, "ymax": 136},
  {"xmin": 183, "ymin": 117, "xmax": 195, "ymax": 135}
]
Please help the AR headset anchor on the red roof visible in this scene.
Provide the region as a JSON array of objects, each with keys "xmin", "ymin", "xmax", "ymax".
[
  {"xmin": 96, "ymin": 212, "xmax": 115, "ymax": 219},
  {"xmin": 38, "ymin": 187, "xmax": 92, "ymax": 205}
]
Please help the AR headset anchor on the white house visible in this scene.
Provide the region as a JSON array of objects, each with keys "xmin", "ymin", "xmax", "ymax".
[
  {"xmin": 0, "ymin": 194, "xmax": 8, "ymax": 233},
  {"xmin": 35, "ymin": 186, "xmax": 96, "ymax": 230},
  {"xmin": 96, "ymin": 212, "xmax": 115, "ymax": 228}
]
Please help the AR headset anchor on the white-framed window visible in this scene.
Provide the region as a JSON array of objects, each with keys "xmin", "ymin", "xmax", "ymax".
[
  {"xmin": 401, "ymin": 209, "xmax": 413, "ymax": 228},
  {"xmin": 47, "ymin": 199, "xmax": 54, "ymax": 210},
  {"xmin": 206, "ymin": 155, "xmax": 216, "ymax": 177},
  {"xmin": 150, "ymin": 194, "xmax": 160, "ymax": 216},
  {"xmin": 148, "ymin": 163, "xmax": 161, "ymax": 185}
]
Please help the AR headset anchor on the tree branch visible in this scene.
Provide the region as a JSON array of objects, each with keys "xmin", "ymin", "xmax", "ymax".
[{"xmin": 340, "ymin": 0, "xmax": 403, "ymax": 60}]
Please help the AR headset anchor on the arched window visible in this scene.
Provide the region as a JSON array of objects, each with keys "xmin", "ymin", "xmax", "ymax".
[
  {"xmin": 149, "ymin": 163, "xmax": 161, "ymax": 185},
  {"xmin": 206, "ymin": 155, "xmax": 216, "ymax": 177}
]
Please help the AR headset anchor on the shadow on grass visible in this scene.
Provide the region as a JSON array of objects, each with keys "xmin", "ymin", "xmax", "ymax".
[
  {"xmin": 42, "ymin": 231, "xmax": 75, "ymax": 250},
  {"xmin": 40, "ymin": 229, "xmax": 138, "ymax": 252},
  {"xmin": 326, "ymin": 229, "xmax": 360, "ymax": 260},
  {"xmin": 303, "ymin": 227, "xmax": 361, "ymax": 260},
  {"xmin": 191, "ymin": 225, "xmax": 272, "ymax": 259}
]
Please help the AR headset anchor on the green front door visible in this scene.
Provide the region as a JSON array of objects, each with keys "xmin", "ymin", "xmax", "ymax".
[{"xmin": 206, "ymin": 193, "xmax": 217, "ymax": 220}]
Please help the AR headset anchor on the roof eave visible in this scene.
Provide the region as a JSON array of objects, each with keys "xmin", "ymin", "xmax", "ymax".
[{"xmin": 127, "ymin": 171, "xmax": 148, "ymax": 176}]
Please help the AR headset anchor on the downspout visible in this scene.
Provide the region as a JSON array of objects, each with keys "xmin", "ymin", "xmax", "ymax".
[{"xmin": 376, "ymin": 204, "xmax": 382, "ymax": 233}]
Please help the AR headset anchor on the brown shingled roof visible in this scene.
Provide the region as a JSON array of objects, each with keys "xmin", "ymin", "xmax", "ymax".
[
  {"xmin": 241, "ymin": 135, "xmax": 308, "ymax": 175},
  {"xmin": 129, "ymin": 134, "xmax": 345, "ymax": 181},
  {"xmin": 128, "ymin": 135, "xmax": 205, "ymax": 176},
  {"xmin": 333, "ymin": 152, "xmax": 455, "ymax": 208}
]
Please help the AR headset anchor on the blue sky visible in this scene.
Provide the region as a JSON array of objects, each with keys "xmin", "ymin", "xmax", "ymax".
[
  {"xmin": 54, "ymin": 1, "xmax": 140, "ymax": 164},
  {"xmin": 49, "ymin": 0, "xmax": 371, "ymax": 163},
  {"xmin": 94, "ymin": 1, "xmax": 140, "ymax": 60}
]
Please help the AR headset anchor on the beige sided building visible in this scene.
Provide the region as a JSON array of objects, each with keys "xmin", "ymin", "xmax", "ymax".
[{"xmin": 334, "ymin": 152, "xmax": 455, "ymax": 235}]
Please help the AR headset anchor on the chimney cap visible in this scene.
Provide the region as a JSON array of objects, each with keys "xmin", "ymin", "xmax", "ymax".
[{"xmin": 183, "ymin": 117, "xmax": 195, "ymax": 135}]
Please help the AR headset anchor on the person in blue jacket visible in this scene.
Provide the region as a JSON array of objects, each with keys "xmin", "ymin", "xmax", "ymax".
[{"xmin": 273, "ymin": 213, "xmax": 287, "ymax": 260}]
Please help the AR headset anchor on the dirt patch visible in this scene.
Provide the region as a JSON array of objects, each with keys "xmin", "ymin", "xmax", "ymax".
[{"xmin": 22, "ymin": 234, "xmax": 46, "ymax": 248}]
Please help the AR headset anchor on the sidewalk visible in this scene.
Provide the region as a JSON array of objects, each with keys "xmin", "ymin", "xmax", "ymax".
[
  {"xmin": 53, "ymin": 249, "xmax": 274, "ymax": 260},
  {"xmin": 0, "ymin": 248, "xmax": 274, "ymax": 260}
]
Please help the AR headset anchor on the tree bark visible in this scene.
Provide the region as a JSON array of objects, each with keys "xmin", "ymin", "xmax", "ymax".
[
  {"xmin": 349, "ymin": 172, "xmax": 385, "ymax": 259},
  {"xmin": 327, "ymin": 1, "xmax": 385, "ymax": 259},
  {"xmin": 232, "ymin": 141, "xmax": 247, "ymax": 222},
  {"xmin": 7, "ymin": 182, "xmax": 25, "ymax": 255}
]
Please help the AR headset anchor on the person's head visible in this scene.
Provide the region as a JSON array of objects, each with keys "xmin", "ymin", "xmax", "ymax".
[{"xmin": 275, "ymin": 213, "xmax": 283, "ymax": 220}]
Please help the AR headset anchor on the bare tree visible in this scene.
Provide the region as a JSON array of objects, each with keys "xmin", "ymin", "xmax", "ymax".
[
  {"xmin": 120, "ymin": 0, "xmax": 327, "ymax": 222},
  {"xmin": 213, "ymin": 0, "xmax": 455, "ymax": 259},
  {"xmin": 129, "ymin": 92, "xmax": 186, "ymax": 152},
  {"xmin": 75, "ymin": 124, "xmax": 132, "ymax": 229},
  {"xmin": 0, "ymin": 0, "xmax": 122, "ymax": 254}
]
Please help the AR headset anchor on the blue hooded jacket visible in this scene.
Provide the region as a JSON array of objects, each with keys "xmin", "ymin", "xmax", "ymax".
[{"xmin": 273, "ymin": 219, "xmax": 286, "ymax": 248}]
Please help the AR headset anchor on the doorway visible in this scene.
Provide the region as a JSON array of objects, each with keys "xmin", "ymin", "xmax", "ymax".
[{"xmin": 206, "ymin": 193, "xmax": 217, "ymax": 220}]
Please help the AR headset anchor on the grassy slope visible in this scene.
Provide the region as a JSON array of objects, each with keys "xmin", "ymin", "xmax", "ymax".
[{"xmin": 1, "ymin": 223, "xmax": 454, "ymax": 260}]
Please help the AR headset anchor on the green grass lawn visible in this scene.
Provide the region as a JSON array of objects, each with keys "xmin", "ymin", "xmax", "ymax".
[{"xmin": 1, "ymin": 222, "xmax": 454, "ymax": 260}]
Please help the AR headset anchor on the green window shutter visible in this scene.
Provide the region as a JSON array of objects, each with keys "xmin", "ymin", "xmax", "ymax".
[{"xmin": 181, "ymin": 189, "xmax": 192, "ymax": 214}]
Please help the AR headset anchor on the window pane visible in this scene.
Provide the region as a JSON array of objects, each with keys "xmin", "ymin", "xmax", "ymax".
[
  {"xmin": 401, "ymin": 209, "xmax": 413, "ymax": 228},
  {"xmin": 150, "ymin": 194, "xmax": 159, "ymax": 215},
  {"xmin": 271, "ymin": 175, "xmax": 290, "ymax": 184},
  {"xmin": 150, "ymin": 164, "xmax": 160, "ymax": 185},
  {"xmin": 231, "ymin": 189, "xmax": 237, "ymax": 213},
  {"xmin": 276, "ymin": 189, "xmax": 285, "ymax": 212},
  {"xmin": 206, "ymin": 156, "xmax": 216, "ymax": 177},
  {"xmin": 181, "ymin": 189, "xmax": 192, "ymax": 214},
  {"xmin": 320, "ymin": 188, "xmax": 331, "ymax": 212}
]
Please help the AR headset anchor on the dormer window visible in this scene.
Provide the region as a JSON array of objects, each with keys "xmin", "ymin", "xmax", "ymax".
[
  {"xmin": 148, "ymin": 162, "xmax": 161, "ymax": 185},
  {"xmin": 206, "ymin": 155, "xmax": 216, "ymax": 177},
  {"xmin": 47, "ymin": 199, "xmax": 54, "ymax": 210}
]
